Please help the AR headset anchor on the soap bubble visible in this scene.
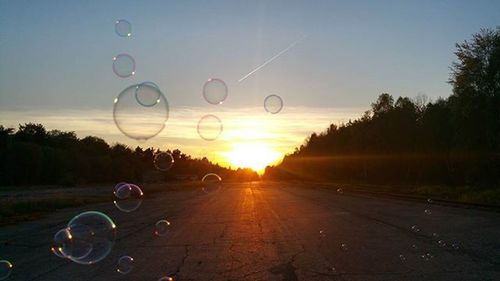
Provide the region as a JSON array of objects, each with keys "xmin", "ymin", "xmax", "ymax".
[
  {"xmin": 319, "ymin": 230, "xmax": 326, "ymax": 238},
  {"xmin": 66, "ymin": 211, "xmax": 116, "ymax": 265},
  {"xmin": 158, "ymin": 277, "xmax": 174, "ymax": 281},
  {"xmin": 340, "ymin": 243, "xmax": 348, "ymax": 251},
  {"xmin": 154, "ymin": 152, "xmax": 174, "ymax": 171},
  {"xmin": 154, "ymin": 220, "xmax": 172, "ymax": 236},
  {"xmin": 420, "ymin": 253, "xmax": 434, "ymax": 261},
  {"xmin": 336, "ymin": 188, "xmax": 343, "ymax": 194},
  {"xmin": 427, "ymin": 198, "xmax": 433, "ymax": 204},
  {"xmin": 135, "ymin": 82, "xmax": 162, "ymax": 107},
  {"xmin": 451, "ymin": 242, "xmax": 460, "ymax": 250},
  {"xmin": 0, "ymin": 260, "xmax": 13, "ymax": 280},
  {"xmin": 112, "ymin": 54, "xmax": 136, "ymax": 78},
  {"xmin": 197, "ymin": 114, "xmax": 223, "ymax": 141},
  {"xmin": 264, "ymin": 94, "xmax": 283, "ymax": 114},
  {"xmin": 424, "ymin": 209, "xmax": 432, "ymax": 215},
  {"xmin": 117, "ymin": 256, "xmax": 134, "ymax": 274},
  {"xmin": 201, "ymin": 173, "xmax": 222, "ymax": 193},
  {"xmin": 51, "ymin": 228, "xmax": 83, "ymax": 259},
  {"xmin": 411, "ymin": 244, "xmax": 419, "ymax": 251},
  {"xmin": 115, "ymin": 19, "xmax": 132, "ymax": 37},
  {"xmin": 114, "ymin": 184, "xmax": 143, "ymax": 212},
  {"xmin": 113, "ymin": 84, "xmax": 169, "ymax": 141},
  {"xmin": 432, "ymin": 232, "xmax": 439, "ymax": 238},
  {"xmin": 437, "ymin": 240, "xmax": 446, "ymax": 247},
  {"xmin": 411, "ymin": 225, "xmax": 420, "ymax": 233},
  {"xmin": 202, "ymin": 78, "xmax": 228, "ymax": 105},
  {"xmin": 399, "ymin": 254, "xmax": 406, "ymax": 262},
  {"xmin": 113, "ymin": 182, "xmax": 129, "ymax": 196}
]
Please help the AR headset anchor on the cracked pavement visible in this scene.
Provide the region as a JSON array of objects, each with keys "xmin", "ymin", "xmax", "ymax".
[{"xmin": 1, "ymin": 182, "xmax": 499, "ymax": 280}]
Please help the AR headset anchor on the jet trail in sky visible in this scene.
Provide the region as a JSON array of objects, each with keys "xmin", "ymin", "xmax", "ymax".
[{"xmin": 238, "ymin": 35, "xmax": 306, "ymax": 83}]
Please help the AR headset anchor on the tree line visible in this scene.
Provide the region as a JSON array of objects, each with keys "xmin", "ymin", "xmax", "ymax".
[
  {"xmin": 264, "ymin": 28, "xmax": 500, "ymax": 186},
  {"xmin": 0, "ymin": 124, "xmax": 259, "ymax": 186}
]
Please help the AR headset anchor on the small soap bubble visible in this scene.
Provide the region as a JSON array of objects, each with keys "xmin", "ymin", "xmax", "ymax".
[
  {"xmin": 424, "ymin": 209, "xmax": 432, "ymax": 215},
  {"xmin": 336, "ymin": 188, "xmax": 343, "ymax": 194},
  {"xmin": 451, "ymin": 242, "xmax": 460, "ymax": 250},
  {"xmin": 264, "ymin": 94, "xmax": 283, "ymax": 114},
  {"xmin": 340, "ymin": 243, "xmax": 348, "ymax": 251},
  {"xmin": 158, "ymin": 277, "xmax": 174, "ymax": 281},
  {"xmin": 411, "ymin": 244, "xmax": 419, "ymax": 251},
  {"xmin": 117, "ymin": 256, "xmax": 134, "ymax": 274},
  {"xmin": 0, "ymin": 260, "xmax": 13, "ymax": 280},
  {"xmin": 432, "ymin": 232, "xmax": 439, "ymax": 238},
  {"xmin": 427, "ymin": 198, "xmax": 433, "ymax": 204},
  {"xmin": 113, "ymin": 182, "xmax": 129, "ymax": 196},
  {"xmin": 154, "ymin": 152, "xmax": 174, "ymax": 171},
  {"xmin": 112, "ymin": 54, "xmax": 136, "ymax": 78},
  {"xmin": 51, "ymin": 228, "xmax": 75, "ymax": 259},
  {"xmin": 202, "ymin": 78, "xmax": 228, "ymax": 105},
  {"xmin": 420, "ymin": 253, "xmax": 434, "ymax": 261},
  {"xmin": 197, "ymin": 114, "xmax": 223, "ymax": 141},
  {"xmin": 113, "ymin": 83, "xmax": 170, "ymax": 141},
  {"xmin": 201, "ymin": 173, "xmax": 222, "ymax": 194},
  {"xmin": 115, "ymin": 19, "xmax": 132, "ymax": 37},
  {"xmin": 135, "ymin": 82, "xmax": 162, "ymax": 107},
  {"xmin": 65, "ymin": 211, "xmax": 116, "ymax": 265},
  {"xmin": 154, "ymin": 220, "xmax": 172, "ymax": 236},
  {"xmin": 114, "ymin": 184, "xmax": 143, "ymax": 212},
  {"xmin": 319, "ymin": 230, "xmax": 326, "ymax": 238},
  {"xmin": 399, "ymin": 254, "xmax": 406, "ymax": 262},
  {"xmin": 437, "ymin": 240, "xmax": 446, "ymax": 247},
  {"xmin": 411, "ymin": 225, "xmax": 420, "ymax": 233}
]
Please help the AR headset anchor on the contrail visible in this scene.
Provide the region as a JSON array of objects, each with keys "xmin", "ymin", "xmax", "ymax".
[{"xmin": 238, "ymin": 35, "xmax": 306, "ymax": 83}]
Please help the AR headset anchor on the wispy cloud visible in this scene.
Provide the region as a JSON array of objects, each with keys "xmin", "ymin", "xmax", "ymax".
[{"xmin": 0, "ymin": 106, "xmax": 364, "ymax": 167}]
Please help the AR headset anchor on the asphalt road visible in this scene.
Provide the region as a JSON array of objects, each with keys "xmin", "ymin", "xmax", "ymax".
[{"xmin": 1, "ymin": 182, "xmax": 499, "ymax": 281}]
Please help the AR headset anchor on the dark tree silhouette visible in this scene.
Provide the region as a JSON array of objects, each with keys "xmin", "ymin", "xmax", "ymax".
[
  {"xmin": 264, "ymin": 27, "xmax": 500, "ymax": 187},
  {"xmin": 0, "ymin": 123, "xmax": 258, "ymax": 186}
]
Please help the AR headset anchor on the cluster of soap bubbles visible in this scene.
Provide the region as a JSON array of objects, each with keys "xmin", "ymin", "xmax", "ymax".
[
  {"xmin": 113, "ymin": 182, "xmax": 144, "ymax": 212},
  {"xmin": 0, "ymin": 260, "xmax": 13, "ymax": 280},
  {"xmin": 51, "ymin": 211, "xmax": 117, "ymax": 265},
  {"xmin": 197, "ymin": 78, "xmax": 226, "ymax": 142},
  {"xmin": 402, "ymin": 198, "xmax": 463, "ymax": 264}
]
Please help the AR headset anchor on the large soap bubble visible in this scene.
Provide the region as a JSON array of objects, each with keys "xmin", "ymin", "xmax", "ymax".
[
  {"xmin": 65, "ymin": 211, "xmax": 117, "ymax": 265},
  {"xmin": 0, "ymin": 260, "xmax": 13, "ymax": 280},
  {"xmin": 113, "ymin": 83, "xmax": 169, "ymax": 141}
]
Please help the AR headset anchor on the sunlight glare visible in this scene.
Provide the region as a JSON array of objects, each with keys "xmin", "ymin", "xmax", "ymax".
[{"xmin": 223, "ymin": 142, "xmax": 282, "ymax": 173}]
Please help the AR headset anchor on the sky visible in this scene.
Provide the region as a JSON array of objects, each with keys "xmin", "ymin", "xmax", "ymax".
[{"xmin": 1, "ymin": 0, "xmax": 499, "ymax": 170}]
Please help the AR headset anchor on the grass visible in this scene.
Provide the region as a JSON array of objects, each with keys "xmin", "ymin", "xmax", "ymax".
[
  {"xmin": 334, "ymin": 182, "xmax": 500, "ymax": 206},
  {"xmin": 0, "ymin": 181, "xmax": 202, "ymax": 226}
]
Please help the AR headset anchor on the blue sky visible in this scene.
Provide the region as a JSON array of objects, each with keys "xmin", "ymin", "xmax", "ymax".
[{"xmin": 0, "ymin": 0, "xmax": 499, "ymax": 166}]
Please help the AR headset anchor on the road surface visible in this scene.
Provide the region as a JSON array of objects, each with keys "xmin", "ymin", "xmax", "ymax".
[{"xmin": 1, "ymin": 182, "xmax": 499, "ymax": 281}]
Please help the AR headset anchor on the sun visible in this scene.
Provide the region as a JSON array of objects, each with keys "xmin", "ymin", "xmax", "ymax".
[{"xmin": 223, "ymin": 142, "xmax": 282, "ymax": 173}]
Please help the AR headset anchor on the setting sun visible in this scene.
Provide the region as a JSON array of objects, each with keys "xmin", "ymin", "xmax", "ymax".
[{"xmin": 223, "ymin": 142, "xmax": 282, "ymax": 173}]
